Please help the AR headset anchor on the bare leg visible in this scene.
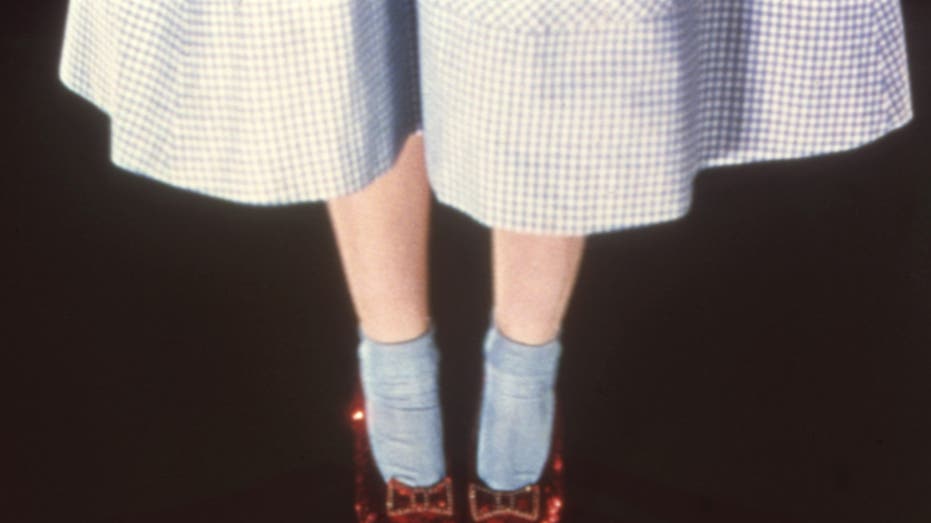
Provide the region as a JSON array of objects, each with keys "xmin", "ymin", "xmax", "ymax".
[
  {"xmin": 478, "ymin": 228, "xmax": 585, "ymax": 490},
  {"xmin": 491, "ymin": 229, "xmax": 586, "ymax": 345},
  {"xmin": 329, "ymin": 132, "xmax": 446, "ymax": 487},
  {"xmin": 326, "ymin": 132, "xmax": 432, "ymax": 343}
]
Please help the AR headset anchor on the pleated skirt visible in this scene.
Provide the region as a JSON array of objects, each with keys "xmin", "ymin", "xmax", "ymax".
[{"xmin": 59, "ymin": 0, "xmax": 913, "ymax": 234}]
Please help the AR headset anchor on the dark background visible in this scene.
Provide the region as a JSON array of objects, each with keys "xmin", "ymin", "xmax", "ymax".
[{"xmin": 6, "ymin": 2, "xmax": 930, "ymax": 522}]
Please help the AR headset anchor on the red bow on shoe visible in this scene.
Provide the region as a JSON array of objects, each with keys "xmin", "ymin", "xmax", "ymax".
[
  {"xmin": 468, "ymin": 483, "xmax": 540, "ymax": 521},
  {"xmin": 386, "ymin": 477, "xmax": 455, "ymax": 517}
]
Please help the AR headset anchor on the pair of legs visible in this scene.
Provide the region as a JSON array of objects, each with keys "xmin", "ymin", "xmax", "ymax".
[
  {"xmin": 327, "ymin": 132, "xmax": 585, "ymax": 346},
  {"xmin": 327, "ymin": 131, "xmax": 584, "ymax": 492}
]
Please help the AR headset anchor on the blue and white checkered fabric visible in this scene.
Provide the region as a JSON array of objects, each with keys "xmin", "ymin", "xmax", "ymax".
[{"xmin": 59, "ymin": 0, "xmax": 913, "ymax": 235}]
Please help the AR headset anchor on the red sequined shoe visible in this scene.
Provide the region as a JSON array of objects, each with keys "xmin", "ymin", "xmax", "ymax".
[
  {"xmin": 465, "ymin": 399, "xmax": 565, "ymax": 523},
  {"xmin": 350, "ymin": 383, "xmax": 458, "ymax": 523}
]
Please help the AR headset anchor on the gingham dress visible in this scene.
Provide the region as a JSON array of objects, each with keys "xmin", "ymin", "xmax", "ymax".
[{"xmin": 59, "ymin": 0, "xmax": 913, "ymax": 235}]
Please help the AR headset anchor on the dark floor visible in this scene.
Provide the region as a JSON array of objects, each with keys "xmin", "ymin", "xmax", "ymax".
[{"xmin": 7, "ymin": 2, "xmax": 931, "ymax": 522}]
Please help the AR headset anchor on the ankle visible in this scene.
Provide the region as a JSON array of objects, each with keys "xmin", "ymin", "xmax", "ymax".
[
  {"xmin": 492, "ymin": 310, "xmax": 561, "ymax": 346},
  {"xmin": 483, "ymin": 316, "xmax": 562, "ymax": 382},
  {"xmin": 359, "ymin": 314, "xmax": 433, "ymax": 344}
]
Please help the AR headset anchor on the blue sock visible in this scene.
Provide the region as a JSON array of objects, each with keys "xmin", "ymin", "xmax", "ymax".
[
  {"xmin": 357, "ymin": 323, "xmax": 446, "ymax": 487},
  {"xmin": 477, "ymin": 314, "xmax": 563, "ymax": 491}
]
